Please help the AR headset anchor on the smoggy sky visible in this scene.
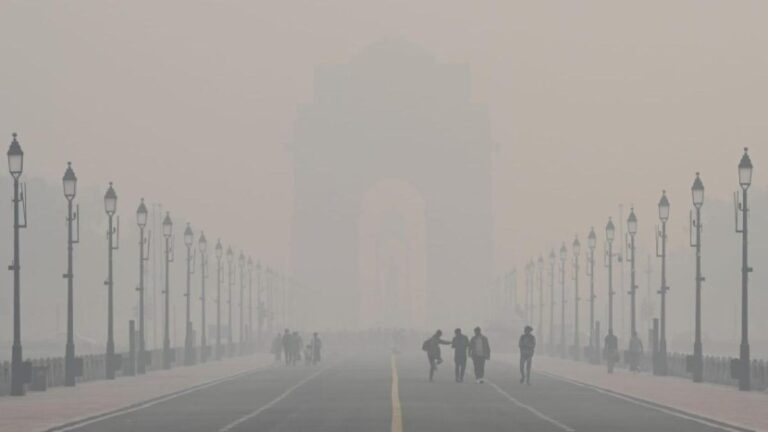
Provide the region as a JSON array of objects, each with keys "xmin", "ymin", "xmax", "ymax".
[{"xmin": 2, "ymin": 0, "xmax": 767, "ymax": 275}]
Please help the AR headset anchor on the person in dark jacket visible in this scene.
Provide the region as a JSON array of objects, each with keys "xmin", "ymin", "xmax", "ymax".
[
  {"xmin": 451, "ymin": 328, "xmax": 470, "ymax": 382},
  {"xmin": 423, "ymin": 330, "xmax": 451, "ymax": 382},
  {"xmin": 604, "ymin": 330, "xmax": 619, "ymax": 374},
  {"xmin": 468, "ymin": 327, "xmax": 491, "ymax": 383},
  {"xmin": 518, "ymin": 326, "xmax": 536, "ymax": 385}
]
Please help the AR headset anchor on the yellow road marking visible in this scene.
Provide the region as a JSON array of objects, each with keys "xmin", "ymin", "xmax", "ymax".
[{"xmin": 391, "ymin": 353, "xmax": 403, "ymax": 432}]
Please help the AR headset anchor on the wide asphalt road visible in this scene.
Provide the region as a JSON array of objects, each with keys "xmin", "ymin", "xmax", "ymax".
[{"xmin": 50, "ymin": 351, "xmax": 747, "ymax": 432}]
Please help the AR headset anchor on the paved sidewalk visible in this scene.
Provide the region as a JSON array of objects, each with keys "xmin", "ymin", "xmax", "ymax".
[
  {"xmin": 0, "ymin": 354, "xmax": 274, "ymax": 432},
  {"xmin": 500, "ymin": 355, "xmax": 768, "ymax": 432}
]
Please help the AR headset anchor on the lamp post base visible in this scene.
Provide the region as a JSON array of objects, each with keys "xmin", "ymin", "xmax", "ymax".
[{"xmin": 739, "ymin": 342, "xmax": 750, "ymax": 391}]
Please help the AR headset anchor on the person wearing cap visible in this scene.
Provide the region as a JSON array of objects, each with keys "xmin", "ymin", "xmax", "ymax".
[
  {"xmin": 519, "ymin": 326, "xmax": 536, "ymax": 385},
  {"xmin": 451, "ymin": 328, "xmax": 470, "ymax": 382},
  {"xmin": 468, "ymin": 327, "xmax": 491, "ymax": 383}
]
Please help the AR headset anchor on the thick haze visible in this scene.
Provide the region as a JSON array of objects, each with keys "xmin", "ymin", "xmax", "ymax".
[{"xmin": 1, "ymin": 1, "xmax": 768, "ymax": 356}]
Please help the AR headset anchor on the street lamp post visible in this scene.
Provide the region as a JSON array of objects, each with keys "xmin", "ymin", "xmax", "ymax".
[
  {"xmin": 7, "ymin": 133, "xmax": 26, "ymax": 396},
  {"xmin": 572, "ymin": 236, "xmax": 581, "ymax": 361},
  {"xmin": 136, "ymin": 199, "xmax": 149, "ymax": 374},
  {"xmin": 226, "ymin": 247, "xmax": 234, "ymax": 355},
  {"xmin": 691, "ymin": 172, "xmax": 704, "ymax": 383},
  {"xmin": 548, "ymin": 250, "xmax": 555, "ymax": 355},
  {"xmin": 256, "ymin": 261, "xmax": 263, "ymax": 349},
  {"xmin": 162, "ymin": 212, "xmax": 174, "ymax": 369},
  {"xmin": 587, "ymin": 227, "xmax": 597, "ymax": 363},
  {"xmin": 537, "ymin": 256, "xmax": 544, "ymax": 348},
  {"xmin": 525, "ymin": 260, "xmax": 533, "ymax": 325},
  {"xmin": 247, "ymin": 257, "xmax": 253, "ymax": 354},
  {"xmin": 735, "ymin": 148, "xmax": 753, "ymax": 391},
  {"xmin": 627, "ymin": 208, "xmax": 638, "ymax": 340},
  {"xmin": 655, "ymin": 191, "xmax": 670, "ymax": 375},
  {"xmin": 559, "ymin": 243, "xmax": 567, "ymax": 358},
  {"xmin": 183, "ymin": 224, "xmax": 196, "ymax": 365},
  {"xmin": 238, "ymin": 252, "xmax": 245, "ymax": 355},
  {"xmin": 104, "ymin": 183, "xmax": 119, "ymax": 380},
  {"xmin": 215, "ymin": 240, "xmax": 223, "ymax": 360},
  {"xmin": 199, "ymin": 233, "xmax": 208, "ymax": 362},
  {"xmin": 605, "ymin": 218, "xmax": 616, "ymax": 337},
  {"xmin": 63, "ymin": 162, "xmax": 79, "ymax": 386}
]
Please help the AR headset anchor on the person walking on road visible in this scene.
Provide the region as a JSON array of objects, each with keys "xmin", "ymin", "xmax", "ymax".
[
  {"xmin": 282, "ymin": 329, "xmax": 292, "ymax": 366},
  {"xmin": 468, "ymin": 327, "xmax": 491, "ymax": 383},
  {"xmin": 271, "ymin": 333, "xmax": 283, "ymax": 362},
  {"xmin": 628, "ymin": 331, "xmax": 643, "ymax": 372},
  {"xmin": 519, "ymin": 326, "xmax": 536, "ymax": 385},
  {"xmin": 422, "ymin": 330, "xmax": 451, "ymax": 382},
  {"xmin": 451, "ymin": 328, "xmax": 470, "ymax": 382},
  {"xmin": 604, "ymin": 330, "xmax": 619, "ymax": 374},
  {"xmin": 310, "ymin": 332, "xmax": 322, "ymax": 365}
]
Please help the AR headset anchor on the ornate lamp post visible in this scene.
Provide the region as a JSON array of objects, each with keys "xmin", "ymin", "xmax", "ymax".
[
  {"xmin": 587, "ymin": 227, "xmax": 597, "ymax": 363},
  {"xmin": 656, "ymin": 191, "xmax": 670, "ymax": 375},
  {"xmin": 537, "ymin": 255, "xmax": 544, "ymax": 348},
  {"xmin": 7, "ymin": 133, "xmax": 26, "ymax": 395},
  {"xmin": 215, "ymin": 240, "xmax": 223, "ymax": 360},
  {"xmin": 559, "ymin": 243, "xmax": 567, "ymax": 358},
  {"xmin": 199, "ymin": 232, "xmax": 208, "ymax": 362},
  {"xmin": 605, "ymin": 218, "xmax": 616, "ymax": 337},
  {"xmin": 572, "ymin": 236, "xmax": 581, "ymax": 361},
  {"xmin": 238, "ymin": 252, "xmax": 245, "ymax": 354},
  {"xmin": 136, "ymin": 199, "xmax": 149, "ymax": 374},
  {"xmin": 162, "ymin": 212, "xmax": 174, "ymax": 369},
  {"xmin": 63, "ymin": 163, "xmax": 79, "ymax": 386},
  {"xmin": 256, "ymin": 260, "xmax": 264, "ymax": 348},
  {"xmin": 627, "ymin": 208, "xmax": 638, "ymax": 340},
  {"xmin": 548, "ymin": 250, "xmax": 555, "ymax": 354},
  {"xmin": 226, "ymin": 246, "xmax": 234, "ymax": 354},
  {"xmin": 735, "ymin": 148, "xmax": 753, "ymax": 390},
  {"xmin": 690, "ymin": 172, "xmax": 704, "ymax": 382},
  {"xmin": 247, "ymin": 256, "xmax": 254, "ymax": 354},
  {"xmin": 183, "ymin": 223, "xmax": 196, "ymax": 365},
  {"xmin": 104, "ymin": 183, "xmax": 119, "ymax": 380}
]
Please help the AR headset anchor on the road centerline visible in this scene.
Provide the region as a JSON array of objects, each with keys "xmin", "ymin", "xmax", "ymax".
[{"xmin": 391, "ymin": 354, "xmax": 403, "ymax": 432}]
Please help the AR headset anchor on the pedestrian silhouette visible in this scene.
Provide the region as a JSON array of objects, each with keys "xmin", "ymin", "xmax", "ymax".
[
  {"xmin": 468, "ymin": 327, "xmax": 491, "ymax": 383},
  {"xmin": 519, "ymin": 326, "xmax": 536, "ymax": 385},
  {"xmin": 422, "ymin": 330, "xmax": 451, "ymax": 382},
  {"xmin": 451, "ymin": 328, "xmax": 470, "ymax": 382}
]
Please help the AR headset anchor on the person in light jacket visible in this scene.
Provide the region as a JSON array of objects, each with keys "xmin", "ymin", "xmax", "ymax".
[{"xmin": 468, "ymin": 327, "xmax": 491, "ymax": 383}]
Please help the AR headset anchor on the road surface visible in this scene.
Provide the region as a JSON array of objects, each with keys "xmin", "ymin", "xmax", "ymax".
[{"xmin": 50, "ymin": 351, "xmax": 746, "ymax": 432}]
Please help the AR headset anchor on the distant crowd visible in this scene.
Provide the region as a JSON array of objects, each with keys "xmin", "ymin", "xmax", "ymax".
[{"xmin": 271, "ymin": 330, "xmax": 322, "ymax": 366}]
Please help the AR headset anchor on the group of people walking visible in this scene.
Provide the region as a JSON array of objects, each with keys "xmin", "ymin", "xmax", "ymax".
[
  {"xmin": 422, "ymin": 326, "xmax": 537, "ymax": 385},
  {"xmin": 271, "ymin": 329, "xmax": 322, "ymax": 366}
]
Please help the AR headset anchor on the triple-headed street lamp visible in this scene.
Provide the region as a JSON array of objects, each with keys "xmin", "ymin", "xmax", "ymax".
[
  {"xmin": 691, "ymin": 172, "xmax": 704, "ymax": 382},
  {"xmin": 572, "ymin": 236, "xmax": 581, "ymax": 361},
  {"xmin": 735, "ymin": 148, "xmax": 753, "ymax": 391},
  {"xmin": 63, "ymin": 163, "xmax": 79, "ymax": 386},
  {"xmin": 162, "ymin": 212, "xmax": 174, "ymax": 369},
  {"xmin": 655, "ymin": 191, "xmax": 670, "ymax": 375},
  {"xmin": 587, "ymin": 227, "xmax": 597, "ymax": 364},
  {"xmin": 104, "ymin": 182, "xmax": 119, "ymax": 380},
  {"xmin": 183, "ymin": 223, "xmax": 196, "ymax": 365},
  {"xmin": 136, "ymin": 199, "xmax": 149, "ymax": 375},
  {"xmin": 559, "ymin": 243, "xmax": 567, "ymax": 359},
  {"xmin": 7, "ymin": 133, "xmax": 26, "ymax": 396},
  {"xmin": 199, "ymin": 232, "xmax": 208, "ymax": 362},
  {"xmin": 627, "ymin": 208, "xmax": 638, "ymax": 340}
]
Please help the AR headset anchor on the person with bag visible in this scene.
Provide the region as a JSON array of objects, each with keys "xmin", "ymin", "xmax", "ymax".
[{"xmin": 422, "ymin": 330, "xmax": 451, "ymax": 382}]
